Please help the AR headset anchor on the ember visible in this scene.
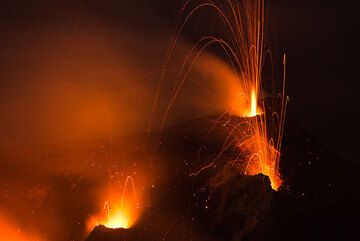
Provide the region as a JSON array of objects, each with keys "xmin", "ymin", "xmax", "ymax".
[
  {"xmin": 0, "ymin": 0, "xmax": 357, "ymax": 241},
  {"xmin": 168, "ymin": 0, "xmax": 287, "ymax": 190},
  {"xmin": 87, "ymin": 176, "xmax": 141, "ymax": 231}
]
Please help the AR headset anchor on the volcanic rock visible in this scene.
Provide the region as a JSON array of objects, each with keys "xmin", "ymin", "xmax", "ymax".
[
  {"xmin": 86, "ymin": 225, "xmax": 127, "ymax": 241},
  {"xmin": 85, "ymin": 173, "xmax": 275, "ymax": 241},
  {"xmin": 84, "ymin": 116, "xmax": 360, "ymax": 241}
]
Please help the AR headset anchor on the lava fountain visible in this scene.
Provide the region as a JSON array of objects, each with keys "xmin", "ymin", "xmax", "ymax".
[
  {"xmin": 87, "ymin": 176, "xmax": 141, "ymax": 230},
  {"xmin": 226, "ymin": 0, "xmax": 287, "ymax": 191},
  {"xmin": 168, "ymin": 0, "xmax": 288, "ymax": 190}
]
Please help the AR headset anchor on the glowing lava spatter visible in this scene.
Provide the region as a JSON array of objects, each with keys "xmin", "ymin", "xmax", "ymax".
[
  {"xmin": 174, "ymin": 0, "xmax": 287, "ymax": 190},
  {"xmin": 234, "ymin": 54, "xmax": 287, "ymax": 191},
  {"xmin": 101, "ymin": 201, "xmax": 131, "ymax": 229},
  {"xmin": 87, "ymin": 176, "xmax": 140, "ymax": 230}
]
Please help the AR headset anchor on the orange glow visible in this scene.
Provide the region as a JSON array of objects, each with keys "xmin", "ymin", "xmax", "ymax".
[
  {"xmin": 220, "ymin": 0, "xmax": 286, "ymax": 190},
  {"xmin": 182, "ymin": 0, "xmax": 286, "ymax": 190},
  {"xmin": 101, "ymin": 207, "xmax": 131, "ymax": 229},
  {"xmin": 239, "ymin": 114, "xmax": 283, "ymax": 190},
  {"xmin": 242, "ymin": 88, "xmax": 263, "ymax": 117},
  {"xmin": 87, "ymin": 176, "xmax": 141, "ymax": 231},
  {"xmin": 250, "ymin": 89, "xmax": 257, "ymax": 117},
  {"xmin": 0, "ymin": 214, "xmax": 42, "ymax": 241}
]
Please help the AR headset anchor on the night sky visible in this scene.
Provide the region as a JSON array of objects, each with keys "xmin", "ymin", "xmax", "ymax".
[
  {"xmin": 0, "ymin": 1, "xmax": 359, "ymax": 241},
  {"xmin": 0, "ymin": 1, "xmax": 359, "ymax": 160}
]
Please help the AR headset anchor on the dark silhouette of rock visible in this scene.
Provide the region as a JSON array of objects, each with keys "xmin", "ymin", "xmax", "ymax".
[
  {"xmin": 85, "ymin": 116, "xmax": 360, "ymax": 241},
  {"xmin": 86, "ymin": 225, "xmax": 127, "ymax": 241}
]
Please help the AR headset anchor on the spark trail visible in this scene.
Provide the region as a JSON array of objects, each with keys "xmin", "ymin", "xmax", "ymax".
[{"xmin": 157, "ymin": 0, "xmax": 288, "ymax": 190}]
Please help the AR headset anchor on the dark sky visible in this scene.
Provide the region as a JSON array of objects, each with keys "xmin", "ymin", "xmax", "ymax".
[
  {"xmin": 274, "ymin": 1, "xmax": 360, "ymax": 163},
  {"xmin": 0, "ymin": 0, "xmax": 359, "ymax": 163}
]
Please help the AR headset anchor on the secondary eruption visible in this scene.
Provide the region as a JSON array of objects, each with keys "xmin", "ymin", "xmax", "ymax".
[
  {"xmin": 168, "ymin": 0, "xmax": 287, "ymax": 190},
  {"xmin": 87, "ymin": 176, "xmax": 141, "ymax": 231},
  {"xmin": 229, "ymin": 0, "xmax": 286, "ymax": 191},
  {"xmin": 213, "ymin": 0, "xmax": 286, "ymax": 191}
]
